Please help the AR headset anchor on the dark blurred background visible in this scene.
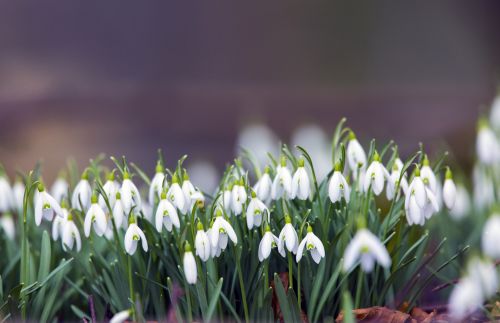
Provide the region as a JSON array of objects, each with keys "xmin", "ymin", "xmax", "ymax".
[{"xmin": 1, "ymin": 1, "xmax": 500, "ymax": 183}]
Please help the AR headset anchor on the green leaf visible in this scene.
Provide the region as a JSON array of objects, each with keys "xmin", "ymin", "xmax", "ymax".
[
  {"xmin": 273, "ymin": 273, "xmax": 293, "ymax": 323},
  {"xmin": 206, "ymin": 278, "xmax": 223, "ymax": 322},
  {"xmin": 341, "ymin": 291, "xmax": 355, "ymax": 323}
]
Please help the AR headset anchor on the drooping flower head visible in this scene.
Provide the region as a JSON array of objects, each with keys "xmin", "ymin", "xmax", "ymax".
[
  {"xmin": 443, "ymin": 167, "xmax": 457, "ymax": 210},
  {"xmin": 183, "ymin": 241, "xmax": 197, "ymax": 285},
  {"xmin": 35, "ymin": 183, "xmax": 63, "ymax": 226},
  {"xmin": 477, "ymin": 117, "xmax": 499, "ymax": 165},
  {"xmin": 124, "ymin": 217, "xmax": 148, "ymax": 255},
  {"xmin": 71, "ymin": 170, "xmax": 92, "ymax": 212},
  {"xmin": 329, "ymin": 162, "xmax": 350, "ymax": 203},
  {"xmin": 99, "ymin": 171, "xmax": 120, "ymax": 211},
  {"xmin": 291, "ymin": 158, "xmax": 310, "ymax": 200},
  {"xmin": 231, "ymin": 178, "xmax": 247, "ymax": 215},
  {"xmin": 271, "ymin": 156, "xmax": 292, "ymax": 200},
  {"xmin": 278, "ymin": 215, "xmax": 299, "ymax": 255},
  {"xmin": 84, "ymin": 193, "xmax": 107, "ymax": 237},
  {"xmin": 258, "ymin": 225, "xmax": 284, "ymax": 262},
  {"xmin": 167, "ymin": 173, "xmax": 186, "ymax": 213},
  {"xmin": 62, "ymin": 212, "xmax": 81, "ymax": 252},
  {"xmin": 155, "ymin": 191, "xmax": 180, "ymax": 233},
  {"xmin": 195, "ymin": 222, "xmax": 211, "ymax": 262},
  {"xmin": 254, "ymin": 166, "xmax": 272, "ymax": 203},
  {"xmin": 296, "ymin": 225, "xmax": 325, "ymax": 264},
  {"xmin": 246, "ymin": 190, "xmax": 269, "ymax": 230},
  {"xmin": 120, "ymin": 171, "xmax": 142, "ymax": 215},
  {"xmin": 210, "ymin": 209, "xmax": 238, "ymax": 252},
  {"xmin": 149, "ymin": 160, "xmax": 165, "ymax": 207},
  {"xmin": 346, "ymin": 131, "xmax": 367, "ymax": 179},
  {"xmin": 363, "ymin": 151, "xmax": 389, "ymax": 196},
  {"xmin": 343, "ymin": 226, "xmax": 391, "ymax": 273}
]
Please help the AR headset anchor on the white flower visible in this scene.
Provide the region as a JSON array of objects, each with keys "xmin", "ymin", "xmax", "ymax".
[
  {"xmin": 84, "ymin": 195, "xmax": 108, "ymax": 237},
  {"xmin": 450, "ymin": 185, "xmax": 470, "ymax": 220},
  {"xmin": 443, "ymin": 168, "xmax": 456, "ymax": 210},
  {"xmin": 404, "ymin": 169, "xmax": 428, "ymax": 225},
  {"xmin": 62, "ymin": 213, "xmax": 81, "ymax": 252},
  {"xmin": 12, "ymin": 180, "xmax": 25, "ymax": 212},
  {"xmin": 405, "ymin": 193, "xmax": 424, "ymax": 226},
  {"xmin": 231, "ymin": 180, "xmax": 247, "ymax": 215},
  {"xmin": 343, "ymin": 228, "xmax": 391, "ymax": 273},
  {"xmin": 363, "ymin": 153, "xmax": 389, "ymax": 196},
  {"xmin": 386, "ymin": 158, "xmax": 408, "ymax": 200},
  {"xmin": 155, "ymin": 193, "xmax": 180, "ymax": 232},
  {"xmin": 490, "ymin": 95, "xmax": 500, "ymax": 129},
  {"xmin": 181, "ymin": 174, "xmax": 196, "ymax": 212},
  {"xmin": 278, "ymin": 216, "xmax": 299, "ymax": 254},
  {"xmin": 296, "ymin": 227, "xmax": 325, "ymax": 264},
  {"xmin": 467, "ymin": 258, "xmax": 498, "ymax": 298},
  {"xmin": 210, "ymin": 211, "xmax": 238, "ymax": 251},
  {"xmin": 189, "ymin": 191, "xmax": 205, "ymax": 211},
  {"xmin": 477, "ymin": 121, "xmax": 499, "ymax": 165},
  {"xmin": 448, "ymin": 276, "xmax": 484, "ymax": 320},
  {"xmin": 207, "ymin": 228, "xmax": 222, "ymax": 258},
  {"xmin": 112, "ymin": 192, "xmax": 126, "ymax": 229},
  {"xmin": 35, "ymin": 184, "xmax": 63, "ymax": 226},
  {"xmin": 0, "ymin": 214, "xmax": 15, "ymax": 240},
  {"xmin": 110, "ymin": 310, "xmax": 131, "ymax": 323},
  {"xmin": 291, "ymin": 160, "xmax": 310, "ymax": 200},
  {"xmin": 271, "ymin": 158, "xmax": 292, "ymax": 200},
  {"xmin": 124, "ymin": 222, "xmax": 148, "ymax": 255},
  {"xmin": 423, "ymin": 187, "xmax": 439, "ymax": 220},
  {"xmin": 0, "ymin": 176, "xmax": 13, "ymax": 213},
  {"xmin": 221, "ymin": 189, "xmax": 232, "ymax": 214},
  {"xmin": 328, "ymin": 166, "xmax": 350, "ymax": 203},
  {"xmin": 346, "ymin": 133, "xmax": 367, "ymax": 178},
  {"xmin": 167, "ymin": 175, "xmax": 185, "ymax": 213},
  {"xmin": 120, "ymin": 173, "xmax": 142, "ymax": 215},
  {"xmin": 50, "ymin": 177, "xmax": 69, "ymax": 204},
  {"xmin": 258, "ymin": 227, "xmax": 284, "ymax": 262},
  {"xmin": 246, "ymin": 193, "xmax": 269, "ymax": 230},
  {"xmin": 420, "ymin": 156, "xmax": 438, "ymax": 193},
  {"xmin": 254, "ymin": 169, "xmax": 272, "ymax": 202},
  {"xmin": 99, "ymin": 173, "xmax": 119, "ymax": 211},
  {"xmin": 52, "ymin": 207, "xmax": 68, "ymax": 241},
  {"xmin": 149, "ymin": 162, "xmax": 165, "ymax": 207},
  {"xmin": 183, "ymin": 243, "xmax": 197, "ymax": 284},
  {"xmin": 195, "ymin": 223, "xmax": 211, "ymax": 262},
  {"xmin": 71, "ymin": 172, "xmax": 92, "ymax": 212},
  {"xmin": 481, "ymin": 214, "xmax": 500, "ymax": 259}
]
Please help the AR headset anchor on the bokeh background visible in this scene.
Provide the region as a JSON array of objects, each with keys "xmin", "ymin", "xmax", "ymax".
[{"xmin": 1, "ymin": 1, "xmax": 500, "ymax": 189}]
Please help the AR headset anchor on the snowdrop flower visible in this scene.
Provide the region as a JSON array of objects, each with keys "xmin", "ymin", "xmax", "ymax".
[
  {"xmin": 110, "ymin": 309, "xmax": 131, "ymax": 323},
  {"xmin": 258, "ymin": 226, "xmax": 284, "ymax": 262},
  {"xmin": 167, "ymin": 174, "xmax": 185, "ymax": 213},
  {"xmin": 246, "ymin": 191, "xmax": 269, "ymax": 230},
  {"xmin": 481, "ymin": 214, "xmax": 500, "ymax": 259},
  {"xmin": 149, "ymin": 161, "xmax": 165, "ymax": 207},
  {"xmin": 181, "ymin": 172, "xmax": 196, "ymax": 212},
  {"xmin": 207, "ymin": 227, "xmax": 222, "ymax": 258},
  {"xmin": 420, "ymin": 156, "xmax": 438, "ymax": 193},
  {"xmin": 467, "ymin": 258, "xmax": 498, "ymax": 298},
  {"xmin": 35, "ymin": 183, "xmax": 63, "ymax": 226},
  {"xmin": 422, "ymin": 187, "xmax": 439, "ymax": 220},
  {"xmin": 210, "ymin": 210, "xmax": 238, "ymax": 251},
  {"xmin": 50, "ymin": 176, "xmax": 69, "ymax": 204},
  {"xmin": 0, "ymin": 174, "xmax": 13, "ymax": 213},
  {"xmin": 71, "ymin": 170, "xmax": 92, "ymax": 212},
  {"xmin": 124, "ymin": 219, "xmax": 148, "ymax": 255},
  {"xmin": 328, "ymin": 163, "xmax": 350, "ymax": 203},
  {"xmin": 404, "ymin": 167, "xmax": 427, "ymax": 225},
  {"xmin": 52, "ymin": 202, "xmax": 69, "ymax": 241},
  {"xmin": 195, "ymin": 222, "xmax": 211, "ymax": 262},
  {"xmin": 84, "ymin": 194, "xmax": 108, "ymax": 237},
  {"xmin": 386, "ymin": 158, "xmax": 409, "ymax": 200},
  {"xmin": 271, "ymin": 157, "xmax": 292, "ymax": 200},
  {"xmin": 62, "ymin": 213, "xmax": 81, "ymax": 252},
  {"xmin": 296, "ymin": 226, "xmax": 325, "ymax": 264},
  {"xmin": 0, "ymin": 213, "xmax": 15, "ymax": 240},
  {"xmin": 120, "ymin": 172, "xmax": 142, "ymax": 215},
  {"xmin": 11, "ymin": 179, "xmax": 25, "ymax": 212},
  {"xmin": 448, "ymin": 276, "xmax": 484, "ymax": 320},
  {"xmin": 291, "ymin": 158, "xmax": 310, "ymax": 200},
  {"xmin": 450, "ymin": 185, "xmax": 470, "ymax": 220},
  {"xmin": 231, "ymin": 178, "xmax": 247, "ymax": 215},
  {"xmin": 112, "ymin": 192, "xmax": 126, "ymax": 229},
  {"xmin": 221, "ymin": 188, "xmax": 232, "ymax": 214},
  {"xmin": 155, "ymin": 192, "xmax": 180, "ymax": 232},
  {"xmin": 490, "ymin": 95, "xmax": 500, "ymax": 130},
  {"xmin": 254, "ymin": 167, "xmax": 272, "ymax": 202},
  {"xmin": 189, "ymin": 190, "xmax": 205, "ymax": 211},
  {"xmin": 363, "ymin": 151, "xmax": 389, "ymax": 196},
  {"xmin": 442, "ymin": 168, "xmax": 456, "ymax": 209},
  {"xmin": 477, "ymin": 119, "xmax": 499, "ymax": 165},
  {"xmin": 346, "ymin": 131, "xmax": 367, "ymax": 178},
  {"xmin": 343, "ymin": 228, "xmax": 391, "ymax": 273},
  {"xmin": 99, "ymin": 172, "xmax": 119, "ymax": 211},
  {"xmin": 183, "ymin": 242, "xmax": 197, "ymax": 284},
  {"xmin": 278, "ymin": 215, "xmax": 299, "ymax": 255}
]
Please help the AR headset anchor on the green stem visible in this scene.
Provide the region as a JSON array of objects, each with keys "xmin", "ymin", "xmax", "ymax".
[
  {"xmin": 354, "ymin": 268, "xmax": 364, "ymax": 309},
  {"xmin": 288, "ymin": 253, "xmax": 294, "ymax": 290},
  {"xmin": 297, "ymin": 261, "xmax": 301, "ymax": 307},
  {"xmin": 127, "ymin": 256, "xmax": 137, "ymax": 321},
  {"xmin": 186, "ymin": 284, "xmax": 193, "ymax": 322},
  {"xmin": 234, "ymin": 247, "xmax": 249, "ymax": 322}
]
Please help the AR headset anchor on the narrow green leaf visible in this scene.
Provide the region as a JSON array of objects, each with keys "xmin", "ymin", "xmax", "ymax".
[{"xmin": 206, "ymin": 278, "xmax": 223, "ymax": 321}]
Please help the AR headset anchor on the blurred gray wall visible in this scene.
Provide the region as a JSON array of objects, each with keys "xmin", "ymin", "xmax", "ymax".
[{"xmin": 0, "ymin": 1, "xmax": 499, "ymax": 178}]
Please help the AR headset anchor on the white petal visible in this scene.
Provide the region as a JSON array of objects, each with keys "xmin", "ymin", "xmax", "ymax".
[{"xmin": 183, "ymin": 252, "xmax": 197, "ymax": 284}]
